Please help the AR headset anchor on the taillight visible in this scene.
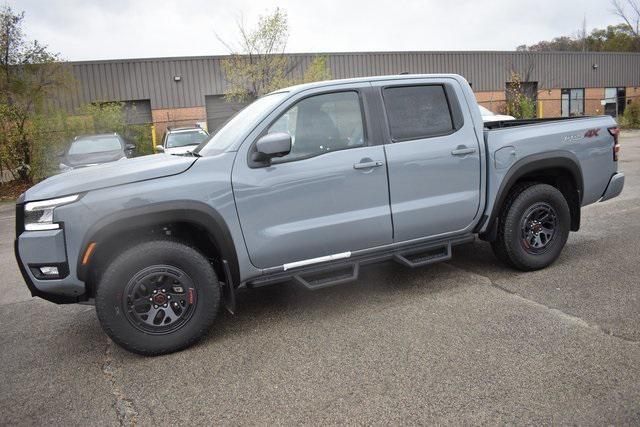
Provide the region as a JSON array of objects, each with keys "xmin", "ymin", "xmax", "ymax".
[{"xmin": 609, "ymin": 126, "xmax": 620, "ymax": 161}]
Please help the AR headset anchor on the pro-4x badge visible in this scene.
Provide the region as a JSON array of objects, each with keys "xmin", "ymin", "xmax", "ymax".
[{"xmin": 584, "ymin": 128, "xmax": 600, "ymax": 138}]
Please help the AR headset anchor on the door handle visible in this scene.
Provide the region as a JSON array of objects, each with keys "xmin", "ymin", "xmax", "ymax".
[
  {"xmin": 451, "ymin": 146, "xmax": 477, "ymax": 156},
  {"xmin": 353, "ymin": 160, "xmax": 384, "ymax": 170}
]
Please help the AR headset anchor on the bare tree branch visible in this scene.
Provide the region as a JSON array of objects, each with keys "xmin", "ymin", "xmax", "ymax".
[{"xmin": 611, "ymin": 0, "xmax": 640, "ymax": 36}]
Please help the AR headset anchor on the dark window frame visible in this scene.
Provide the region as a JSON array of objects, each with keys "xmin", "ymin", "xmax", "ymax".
[
  {"xmin": 561, "ymin": 88, "xmax": 585, "ymax": 117},
  {"xmin": 248, "ymin": 88, "xmax": 370, "ymax": 168},
  {"xmin": 380, "ymin": 83, "xmax": 459, "ymax": 143}
]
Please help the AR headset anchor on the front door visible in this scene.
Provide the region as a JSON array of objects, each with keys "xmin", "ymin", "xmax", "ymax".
[
  {"xmin": 232, "ymin": 88, "xmax": 393, "ymax": 269},
  {"xmin": 373, "ymin": 79, "xmax": 482, "ymax": 242}
]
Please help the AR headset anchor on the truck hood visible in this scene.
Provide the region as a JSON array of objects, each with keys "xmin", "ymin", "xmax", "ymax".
[{"xmin": 25, "ymin": 154, "xmax": 197, "ymax": 201}]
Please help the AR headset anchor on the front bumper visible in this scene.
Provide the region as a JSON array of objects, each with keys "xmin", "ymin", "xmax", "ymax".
[
  {"xmin": 14, "ymin": 239, "xmax": 83, "ymax": 304},
  {"xmin": 14, "ymin": 203, "xmax": 87, "ymax": 304},
  {"xmin": 600, "ymin": 172, "xmax": 625, "ymax": 202}
]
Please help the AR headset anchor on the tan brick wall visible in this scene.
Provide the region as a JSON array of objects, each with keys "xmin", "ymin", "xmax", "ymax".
[
  {"xmin": 537, "ymin": 89, "xmax": 562, "ymax": 118},
  {"xmin": 585, "ymin": 87, "xmax": 605, "ymax": 116},
  {"xmin": 151, "ymin": 106, "xmax": 206, "ymax": 137},
  {"xmin": 474, "ymin": 91, "xmax": 506, "ymax": 113}
]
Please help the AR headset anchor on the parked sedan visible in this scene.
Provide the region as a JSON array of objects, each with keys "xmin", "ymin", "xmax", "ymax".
[
  {"xmin": 478, "ymin": 105, "xmax": 515, "ymax": 122},
  {"xmin": 59, "ymin": 133, "xmax": 135, "ymax": 172}
]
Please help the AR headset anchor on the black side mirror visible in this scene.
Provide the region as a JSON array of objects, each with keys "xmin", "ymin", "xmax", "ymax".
[
  {"xmin": 253, "ymin": 132, "xmax": 291, "ymax": 164},
  {"xmin": 125, "ymin": 143, "xmax": 136, "ymax": 151}
]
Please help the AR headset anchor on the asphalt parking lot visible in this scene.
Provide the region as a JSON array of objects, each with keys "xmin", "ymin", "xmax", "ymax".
[{"xmin": 1, "ymin": 132, "xmax": 639, "ymax": 425}]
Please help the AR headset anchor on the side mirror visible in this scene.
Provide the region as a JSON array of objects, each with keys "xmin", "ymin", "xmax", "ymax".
[
  {"xmin": 254, "ymin": 132, "xmax": 291, "ymax": 163},
  {"xmin": 125, "ymin": 143, "xmax": 136, "ymax": 151},
  {"xmin": 155, "ymin": 145, "xmax": 165, "ymax": 153}
]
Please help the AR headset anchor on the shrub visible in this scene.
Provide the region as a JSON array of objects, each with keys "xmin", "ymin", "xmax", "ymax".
[
  {"xmin": 505, "ymin": 72, "xmax": 537, "ymax": 119},
  {"xmin": 620, "ymin": 98, "xmax": 640, "ymax": 129}
]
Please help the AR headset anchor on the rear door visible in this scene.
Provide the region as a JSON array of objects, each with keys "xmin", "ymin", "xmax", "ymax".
[
  {"xmin": 373, "ymin": 78, "xmax": 482, "ymax": 242},
  {"xmin": 232, "ymin": 84, "xmax": 393, "ymax": 269}
]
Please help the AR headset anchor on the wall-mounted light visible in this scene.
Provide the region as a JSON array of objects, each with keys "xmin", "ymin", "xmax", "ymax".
[
  {"xmin": 173, "ymin": 75, "xmax": 182, "ymax": 82},
  {"xmin": 592, "ymin": 64, "xmax": 599, "ymax": 70}
]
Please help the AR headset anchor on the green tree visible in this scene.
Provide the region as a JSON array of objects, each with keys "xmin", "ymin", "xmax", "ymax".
[
  {"xmin": 299, "ymin": 55, "xmax": 332, "ymax": 84},
  {"xmin": 518, "ymin": 1, "xmax": 640, "ymax": 53},
  {"xmin": 0, "ymin": 5, "xmax": 73, "ymax": 181},
  {"xmin": 218, "ymin": 8, "xmax": 332, "ymax": 102},
  {"xmin": 518, "ymin": 24, "xmax": 640, "ymax": 52}
]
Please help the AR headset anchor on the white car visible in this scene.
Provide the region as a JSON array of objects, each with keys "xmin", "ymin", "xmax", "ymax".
[
  {"xmin": 157, "ymin": 127, "xmax": 209, "ymax": 155},
  {"xmin": 478, "ymin": 105, "xmax": 515, "ymax": 122}
]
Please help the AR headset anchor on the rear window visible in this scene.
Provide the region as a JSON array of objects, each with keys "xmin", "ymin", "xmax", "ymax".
[{"xmin": 383, "ymin": 85, "xmax": 453, "ymax": 141}]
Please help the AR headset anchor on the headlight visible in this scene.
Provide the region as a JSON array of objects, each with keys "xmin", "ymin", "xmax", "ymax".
[{"xmin": 24, "ymin": 194, "xmax": 80, "ymax": 231}]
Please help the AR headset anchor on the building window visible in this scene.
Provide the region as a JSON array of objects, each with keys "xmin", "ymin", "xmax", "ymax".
[
  {"xmin": 604, "ymin": 87, "xmax": 627, "ymax": 117},
  {"xmin": 561, "ymin": 89, "xmax": 584, "ymax": 117}
]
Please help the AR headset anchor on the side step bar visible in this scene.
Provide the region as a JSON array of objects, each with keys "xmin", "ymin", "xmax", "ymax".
[
  {"xmin": 393, "ymin": 242, "xmax": 451, "ymax": 268},
  {"xmin": 247, "ymin": 235, "xmax": 473, "ymax": 291},
  {"xmin": 293, "ymin": 262, "xmax": 359, "ymax": 290}
]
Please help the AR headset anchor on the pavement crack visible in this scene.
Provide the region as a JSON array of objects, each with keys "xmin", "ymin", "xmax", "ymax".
[
  {"xmin": 102, "ymin": 339, "xmax": 139, "ymax": 426},
  {"xmin": 444, "ymin": 262, "xmax": 639, "ymax": 344}
]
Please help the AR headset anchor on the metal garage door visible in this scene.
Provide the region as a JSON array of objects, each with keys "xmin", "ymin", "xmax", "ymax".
[
  {"xmin": 122, "ymin": 100, "xmax": 152, "ymax": 125},
  {"xmin": 205, "ymin": 95, "xmax": 248, "ymax": 133}
]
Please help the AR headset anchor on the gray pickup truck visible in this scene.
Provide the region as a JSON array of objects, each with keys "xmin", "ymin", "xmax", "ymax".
[{"xmin": 15, "ymin": 74, "xmax": 624, "ymax": 355}]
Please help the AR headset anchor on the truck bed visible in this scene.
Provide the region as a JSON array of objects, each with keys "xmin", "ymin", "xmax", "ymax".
[{"xmin": 481, "ymin": 114, "xmax": 619, "ymax": 227}]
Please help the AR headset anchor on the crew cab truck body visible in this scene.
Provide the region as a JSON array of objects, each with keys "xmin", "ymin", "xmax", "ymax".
[{"xmin": 15, "ymin": 74, "xmax": 624, "ymax": 355}]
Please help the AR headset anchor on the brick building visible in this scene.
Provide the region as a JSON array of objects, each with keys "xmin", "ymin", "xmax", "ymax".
[{"xmin": 58, "ymin": 51, "xmax": 640, "ymax": 136}]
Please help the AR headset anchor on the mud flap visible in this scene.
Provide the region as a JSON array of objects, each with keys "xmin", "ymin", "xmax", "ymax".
[{"xmin": 221, "ymin": 259, "xmax": 236, "ymax": 314}]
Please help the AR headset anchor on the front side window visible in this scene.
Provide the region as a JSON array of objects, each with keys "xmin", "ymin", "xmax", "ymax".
[
  {"xmin": 383, "ymin": 85, "xmax": 453, "ymax": 141},
  {"xmin": 68, "ymin": 136, "xmax": 122, "ymax": 155},
  {"xmin": 195, "ymin": 92, "xmax": 289, "ymax": 156},
  {"xmin": 266, "ymin": 91, "xmax": 365, "ymax": 162},
  {"xmin": 561, "ymin": 88, "xmax": 585, "ymax": 117}
]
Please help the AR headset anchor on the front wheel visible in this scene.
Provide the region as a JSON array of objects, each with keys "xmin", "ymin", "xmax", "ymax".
[
  {"xmin": 491, "ymin": 183, "xmax": 571, "ymax": 271},
  {"xmin": 95, "ymin": 240, "xmax": 220, "ymax": 356}
]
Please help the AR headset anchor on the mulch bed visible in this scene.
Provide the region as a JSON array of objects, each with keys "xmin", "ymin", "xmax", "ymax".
[{"xmin": 0, "ymin": 180, "xmax": 30, "ymax": 202}]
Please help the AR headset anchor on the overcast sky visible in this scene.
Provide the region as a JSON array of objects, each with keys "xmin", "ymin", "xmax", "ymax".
[{"xmin": 9, "ymin": 0, "xmax": 624, "ymax": 61}]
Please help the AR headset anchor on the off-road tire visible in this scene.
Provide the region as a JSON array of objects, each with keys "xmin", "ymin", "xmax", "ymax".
[
  {"xmin": 491, "ymin": 183, "xmax": 570, "ymax": 271},
  {"xmin": 95, "ymin": 240, "xmax": 220, "ymax": 356}
]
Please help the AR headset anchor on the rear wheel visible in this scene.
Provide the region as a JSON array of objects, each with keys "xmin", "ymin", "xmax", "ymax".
[
  {"xmin": 491, "ymin": 183, "xmax": 570, "ymax": 271},
  {"xmin": 95, "ymin": 240, "xmax": 220, "ymax": 356}
]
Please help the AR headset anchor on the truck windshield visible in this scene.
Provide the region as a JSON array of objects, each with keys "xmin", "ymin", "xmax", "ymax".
[
  {"xmin": 165, "ymin": 130, "xmax": 208, "ymax": 148},
  {"xmin": 194, "ymin": 92, "xmax": 289, "ymax": 156}
]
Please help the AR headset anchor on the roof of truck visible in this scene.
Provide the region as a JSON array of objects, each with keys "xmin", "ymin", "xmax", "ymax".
[{"xmin": 274, "ymin": 73, "xmax": 467, "ymax": 94}]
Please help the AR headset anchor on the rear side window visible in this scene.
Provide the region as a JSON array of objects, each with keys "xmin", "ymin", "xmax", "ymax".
[{"xmin": 383, "ymin": 85, "xmax": 454, "ymax": 141}]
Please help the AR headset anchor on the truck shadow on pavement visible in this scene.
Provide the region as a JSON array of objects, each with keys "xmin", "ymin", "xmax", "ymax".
[{"xmin": 201, "ymin": 245, "xmax": 491, "ymax": 348}]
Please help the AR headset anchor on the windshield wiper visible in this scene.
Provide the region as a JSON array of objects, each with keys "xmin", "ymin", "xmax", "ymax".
[{"xmin": 172, "ymin": 151, "xmax": 201, "ymax": 157}]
